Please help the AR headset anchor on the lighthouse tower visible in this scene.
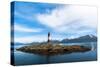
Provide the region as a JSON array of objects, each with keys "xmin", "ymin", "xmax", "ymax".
[{"xmin": 48, "ymin": 32, "xmax": 50, "ymax": 44}]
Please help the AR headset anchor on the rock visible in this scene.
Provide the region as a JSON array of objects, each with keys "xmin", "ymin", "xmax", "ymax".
[{"xmin": 16, "ymin": 44, "xmax": 91, "ymax": 56}]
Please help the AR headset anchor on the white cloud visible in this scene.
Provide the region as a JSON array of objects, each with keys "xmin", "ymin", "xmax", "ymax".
[
  {"xmin": 14, "ymin": 24, "xmax": 42, "ymax": 32},
  {"xmin": 36, "ymin": 5, "xmax": 97, "ymax": 34},
  {"xmin": 14, "ymin": 11, "xmax": 36, "ymax": 22}
]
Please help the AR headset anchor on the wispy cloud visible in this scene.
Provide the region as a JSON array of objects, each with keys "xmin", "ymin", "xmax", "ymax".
[
  {"xmin": 36, "ymin": 5, "xmax": 97, "ymax": 34},
  {"xmin": 14, "ymin": 24, "xmax": 43, "ymax": 33},
  {"xmin": 14, "ymin": 11, "xmax": 36, "ymax": 22}
]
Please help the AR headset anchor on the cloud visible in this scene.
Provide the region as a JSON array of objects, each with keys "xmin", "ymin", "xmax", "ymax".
[
  {"xmin": 14, "ymin": 24, "xmax": 43, "ymax": 32},
  {"xmin": 36, "ymin": 5, "xmax": 97, "ymax": 34},
  {"xmin": 14, "ymin": 11, "xmax": 36, "ymax": 22}
]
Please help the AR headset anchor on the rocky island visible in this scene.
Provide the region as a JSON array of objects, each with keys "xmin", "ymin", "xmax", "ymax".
[
  {"xmin": 16, "ymin": 44, "xmax": 91, "ymax": 55},
  {"xmin": 16, "ymin": 32, "xmax": 91, "ymax": 55}
]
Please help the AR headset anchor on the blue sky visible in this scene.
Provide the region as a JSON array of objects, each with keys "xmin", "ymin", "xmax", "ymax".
[{"xmin": 13, "ymin": 1, "xmax": 97, "ymax": 43}]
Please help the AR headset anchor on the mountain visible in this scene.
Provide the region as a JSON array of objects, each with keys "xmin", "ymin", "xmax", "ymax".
[
  {"xmin": 13, "ymin": 35, "xmax": 97, "ymax": 45},
  {"xmin": 49, "ymin": 40, "xmax": 60, "ymax": 43},
  {"xmin": 61, "ymin": 35, "xmax": 97, "ymax": 43}
]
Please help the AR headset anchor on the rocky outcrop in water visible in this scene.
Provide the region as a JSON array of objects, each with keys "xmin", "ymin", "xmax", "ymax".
[{"xmin": 16, "ymin": 44, "xmax": 91, "ymax": 55}]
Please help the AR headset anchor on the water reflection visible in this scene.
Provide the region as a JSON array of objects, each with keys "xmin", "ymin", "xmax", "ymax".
[{"xmin": 12, "ymin": 42, "xmax": 97, "ymax": 65}]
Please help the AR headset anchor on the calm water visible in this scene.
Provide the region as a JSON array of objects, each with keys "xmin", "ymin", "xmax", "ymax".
[{"xmin": 12, "ymin": 42, "xmax": 97, "ymax": 65}]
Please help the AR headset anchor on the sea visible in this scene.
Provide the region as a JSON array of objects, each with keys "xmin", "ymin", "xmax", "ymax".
[{"xmin": 11, "ymin": 42, "xmax": 97, "ymax": 65}]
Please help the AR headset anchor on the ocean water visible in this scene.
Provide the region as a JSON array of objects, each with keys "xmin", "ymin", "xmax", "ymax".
[{"xmin": 12, "ymin": 42, "xmax": 97, "ymax": 65}]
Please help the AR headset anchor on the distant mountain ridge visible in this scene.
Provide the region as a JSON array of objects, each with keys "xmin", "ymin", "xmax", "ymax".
[
  {"xmin": 15, "ymin": 35, "xmax": 97, "ymax": 44},
  {"xmin": 61, "ymin": 35, "xmax": 97, "ymax": 43}
]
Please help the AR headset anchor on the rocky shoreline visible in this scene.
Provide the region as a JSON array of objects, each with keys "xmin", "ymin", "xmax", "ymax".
[{"xmin": 16, "ymin": 44, "xmax": 91, "ymax": 55}]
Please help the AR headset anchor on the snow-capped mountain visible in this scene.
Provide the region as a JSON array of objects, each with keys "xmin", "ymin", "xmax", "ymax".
[{"xmin": 61, "ymin": 35, "xmax": 97, "ymax": 43}]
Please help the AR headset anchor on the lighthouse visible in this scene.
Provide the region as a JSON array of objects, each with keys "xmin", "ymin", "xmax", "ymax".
[{"xmin": 48, "ymin": 32, "xmax": 50, "ymax": 44}]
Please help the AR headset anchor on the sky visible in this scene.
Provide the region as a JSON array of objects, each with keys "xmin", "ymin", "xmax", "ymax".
[{"xmin": 12, "ymin": 1, "xmax": 97, "ymax": 43}]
